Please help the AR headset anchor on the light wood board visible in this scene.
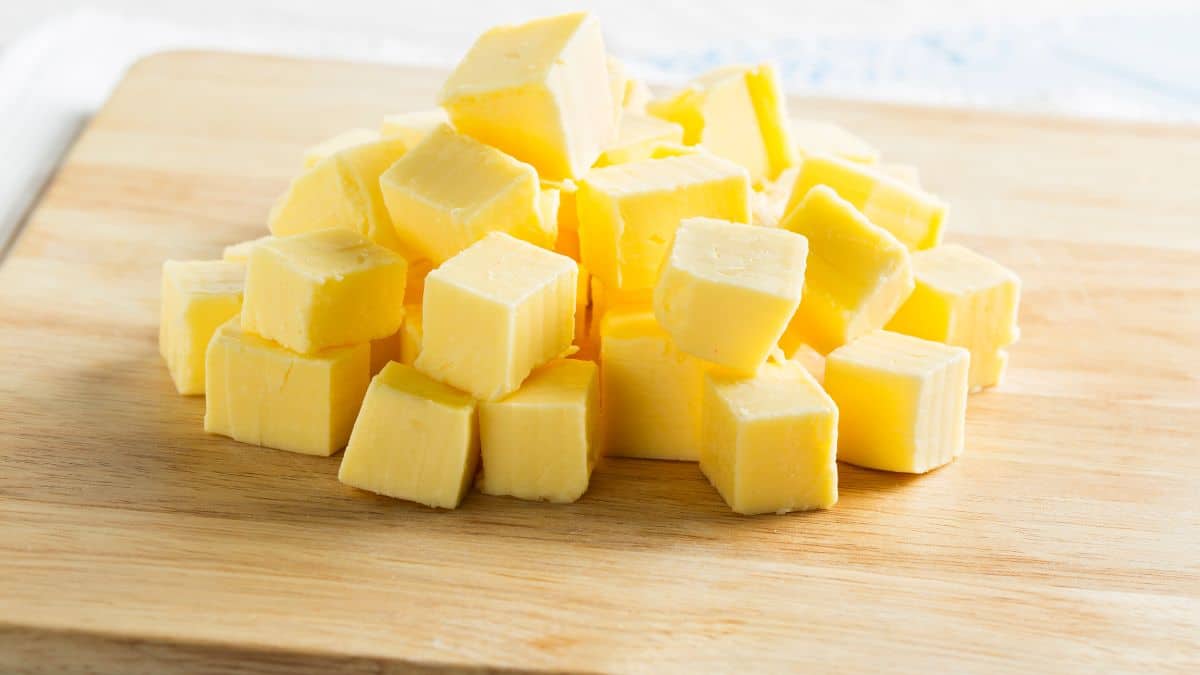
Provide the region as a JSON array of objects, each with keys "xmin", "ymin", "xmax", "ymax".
[{"xmin": 0, "ymin": 52, "xmax": 1197, "ymax": 674}]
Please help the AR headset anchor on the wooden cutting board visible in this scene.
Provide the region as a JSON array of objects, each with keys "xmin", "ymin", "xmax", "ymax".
[{"xmin": 0, "ymin": 52, "xmax": 1197, "ymax": 674}]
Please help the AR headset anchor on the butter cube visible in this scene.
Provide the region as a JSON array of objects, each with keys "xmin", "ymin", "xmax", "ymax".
[
  {"xmin": 784, "ymin": 154, "xmax": 946, "ymax": 251},
  {"xmin": 440, "ymin": 12, "xmax": 616, "ymax": 180},
  {"xmin": 222, "ymin": 235, "xmax": 274, "ymax": 263},
  {"xmin": 205, "ymin": 318, "xmax": 370, "ymax": 456},
  {"xmin": 648, "ymin": 63, "xmax": 796, "ymax": 182},
  {"xmin": 379, "ymin": 125, "xmax": 548, "ymax": 263},
  {"xmin": 600, "ymin": 308, "xmax": 706, "ymax": 460},
  {"xmin": 380, "ymin": 109, "xmax": 449, "ymax": 146},
  {"xmin": 779, "ymin": 185, "xmax": 913, "ymax": 354},
  {"xmin": 577, "ymin": 153, "xmax": 751, "ymax": 291},
  {"xmin": 415, "ymin": 232, "xmax": 577, "ymax": 400},
  {"xmin": 479, "ymin": 359, "xmax": 600, "ymax": 503},
  {"xmin": 398, "ymin": 303, "xmax": 423, "ymax": 366},
  {"xmin": 886, "ymin": 244, "xmax": 1021, "ymax": 391},
  {"xmin": 338, "ymin": 362, "xmax": 479, "ymax": 508},
  {"xmin": 241, "ymin": 229, "xmax": 407, "ymax": 354},
  {"xmin": 654, "ymin": 218, "xmax": 807, "ymax": 373},
  {"xmin": 302, "ymin": 128, "xmax": 381, "ymax": 168},
  {"xmin": 269, "ymin": 136, "xmax": 408, "ymax": 253},
  {"xmin": 824, "ymin": 330, "xmax": 969, "ymax": 473},
  {"xmin": 159, "ymin": 260, "xmax": 245, "ymax": 395},
  {"xmin": 701, "ymin": 360, "xmax": 838, "ymax": 515},
  {"xmin": 595, "ymin": 113, "xmax": 684, "ymax": 167},
  {"xmin": 791, "ymin": 120, "xmax": 879, "ymax": 164}
]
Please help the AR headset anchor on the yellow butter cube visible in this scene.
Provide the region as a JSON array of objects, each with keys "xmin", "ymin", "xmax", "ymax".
[
  {"xmin": 479, "ymin": 359, "xmax": 600, "ymax": 503},
  {"xmin": 380, "ymin": 109, "xmax": 449, "ymax": 146},
  {"xmin": 399, "ymin": 303, "xmax": 422, "ymax": 366},
  {"xmin": 595, "ymin": 112, "xmax": 684, "ymax": 167},
  {"xmin": 791, "ymin": 120, "xmax": 880, "ymax": 164},
  {"xmin": 780, "ymin": 185, "xmax": 913, "ymax": 354},
  {"xmin": 338, "ymin": 362, "xmax": 479, "ymax": 508},
  {"xmin": 784, "ymin": 154, "xmax": 946, "ymax": 250},
  {"xmin": 222, "ymin": 235, "xmax": 274, "ymax": 263},
  {"xmin": 439, "ymin": 12, "xmax": 616, "ymax": 180},
  {"xmin": 577, "ymin": 153, "xmax": 751, "ymax": 291},
  {"xmin": 824, "ymin": 330, "xmax": 969, "ymax": 473},
  {"xmin": 654, "ymin": 217, "xmax": 807, "ymax": 373},
  {"xmin": 302, "ymin": 128, "xmax": 381, "ymax": 168},
  {"xmin": 701, "ymin": 360, "xmax": 838, "ymax": 515},
  {"xmin": 159, "ymin": 260, "xmax": 245, "ymax": 395},
  {"xmin": 778, "ymin": 339, "xmax": 826, "ymax": 384},
  {"xmin": 268, "ymin": 136, "xmax": 408, "ymax": 253},
  {"xmin": 205, "ymin": 318, "xmax": 370, "ymax": 456},
  {"xmin": 886, "ymin": 244, "xmax": 1021, "ymax": 391},
  {"xmin": 600, "ymin": 307, "xmax": 706, "ymax": 461},
  {"xmin": 416, "ymin": 232, "xmax": 577, "ymax": 400},
  {"xmin": 380, "ymin": 125, "xmax": 548, "ymax": 264},
  {"xmin": 241, "ymin": 229, "xmax": 407, "ymax": 354},
  {"xmin": 648, "ymin": 63, "xmax": 796, "ymax": 182}
]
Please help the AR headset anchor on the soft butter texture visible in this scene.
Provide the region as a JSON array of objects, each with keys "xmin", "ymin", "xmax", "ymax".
[
  {"xmin": 701, "ymin": 360, "xmax": 838, "ymax": 515},
  {"xmin": 824, "ymin": 330, "xmax": 969, "ymax": 474},
  {"xmin": 577, "ymin": 153, "xmax": 751, "ymax": 291},
  {"xmin": 780, "ymin": 185, "xmax": 913, "ymax": 354},
  {"xmin": 159, "ymin": 260, "xmax": 246, "ymax": 395},
  {"xmin": 654, "ymin": 217, "xmax": 807, "ymax": 373},
  {"xmin": 338, "ymin": 362, "xmax": 479, "ymax": 509},
  {"xmin": 415, "ymin": 232, "xmax": 577, "ymax": 400},
  {"xmin": 887, "ymin": 244, "xmax": 1021, "ymax": 391},
  {"xmin": 439, "ymin": 12, "xmax": 616, "ymax": 180},
  {"xmin": 785, "ymin": 154, "xmax": 946, "ymax": 250},
  {"xmin": 241, "ymin": 229, "xmax": 407, "ymax": 355},
  {"xmin": 204, "ymin": 318, "xmax": 370, "ymax": 456},
  {"xmin": 380, "ymin": 124, "xmax": 547, "ymax": 263},
  {"xmin": 479, "ymin": 359, "xmax": 601, "ymax": 503},
  {"xmin": 600, "ymin": 307, "xmax": 707, "ymax": 461}
]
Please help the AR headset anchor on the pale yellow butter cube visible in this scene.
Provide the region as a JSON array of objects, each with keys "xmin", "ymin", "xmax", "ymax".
[
  {"xmin": 577, "ymin": 153, "xmax": 751, "ymax": 291},
  {"xmin": 222, "ymin": 235, "xmax": 274, "ymax": 263},
  {"xmin": 338, "ymin": 362, "xmax": 478, "ymax": 509},
  {"xmin": 824, "ymin": 330, "xmax": 969, "ymax": 473},
  {"xmin": 241, "ymin": 229, "xmax": 407, "ymax": 354},
  {"xmin": 302, "ymin": 128, "xmax": 381, "ymax": 168},
  {"xmin": 269, "ymin": 136, "xmax": 408, "ymax": 253},
  {"xmin": 648, "ymin": 63, "xmax": 796, "ymax": 182},
  {"xmin": 479, "ymin": 359, "xmax": 600, "ymax": 503},
  {"xmin": 415, "ymin": 232, "xmax": 577, "ymax": 401},
  {"xmin": 380, "ymin": 125, "xmax": 547, "ymax": 263},
  {"xmin": 205, "ymin": 318, "xmax": 370, "ymax": 456},
  {"xmin": 780, "ymin": 185, "xmax": 913, "ymax": 354},
  {"xmin": 791, "ymin": 120, "xmax": 880, "ymax": 164},
  {"xmin": 380, "ymin": 109, "xmax": 449, "ymax": 146},
  {"xmin": 778, "ymin": 339, "xmax": 826, "ymax": 384},
  {"xmin": 439, "ymin": 12, "xmax": 616, "ymax": 180},
  {"xmin": 600, "ymin": 307, "xmax": 706, "ymax": 461},
  {"xmin": 784, "ymin": 154, "xmax": 946, "ymax": 250},
  {"xmin": 654, "ymin": 218, "xmax": 807, "ymax": 374},
  {"xmin": 399, "ymin": 303, "xmax": 422, "ymax": 366},
  {"xmin": 594, "ymin": 113, "xmax": 684, "ymax": 167},
  {"xmin": 159, "ymin": 260, "xmax": 245, "ymax": 395},
  {"xmin": 886, "ymin": 244, "xmax": 1021, "ymax": 391},
  {"xmin": 701, "ymin": 360, "xmax": 838, "ymax": 515}
]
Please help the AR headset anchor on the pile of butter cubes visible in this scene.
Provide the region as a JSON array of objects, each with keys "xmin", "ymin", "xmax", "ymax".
[{"xmin": 159, "ymin": 12, "xmax": 1021, "ymax": 515}]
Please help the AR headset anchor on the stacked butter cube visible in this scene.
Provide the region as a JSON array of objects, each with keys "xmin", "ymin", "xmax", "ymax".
[{"xmin": 159, "ymin": 11, "xmax": 1021, "ymax": 515}]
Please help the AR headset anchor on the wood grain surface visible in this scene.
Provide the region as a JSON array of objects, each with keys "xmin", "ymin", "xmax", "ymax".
[{"xmin": 0, "ymin": 51, "xmax": 1197, "ymax": 674}]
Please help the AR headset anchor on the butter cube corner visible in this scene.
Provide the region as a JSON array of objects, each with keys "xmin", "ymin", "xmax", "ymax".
[{"xmin": 159, "ymin": 259, "xmax": 245, "ymax": 395}]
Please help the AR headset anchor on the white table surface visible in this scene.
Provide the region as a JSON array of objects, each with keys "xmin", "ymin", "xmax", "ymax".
[{"xmin": 2, "ymin": 0, "xmax": 1198, "ymax": 252}]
